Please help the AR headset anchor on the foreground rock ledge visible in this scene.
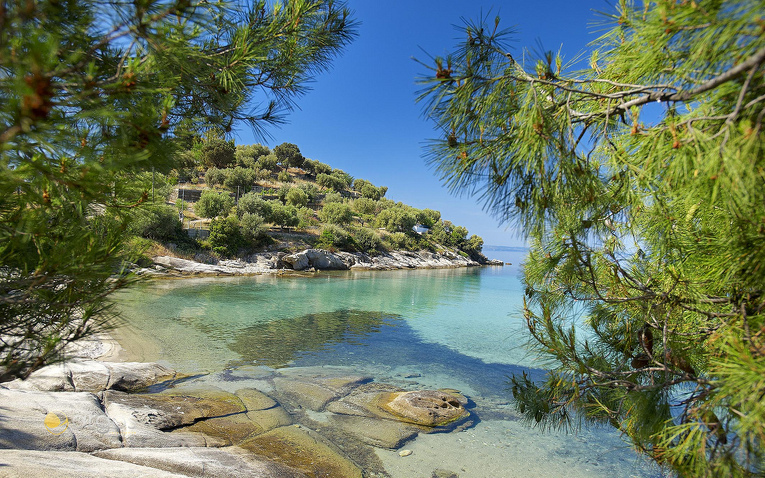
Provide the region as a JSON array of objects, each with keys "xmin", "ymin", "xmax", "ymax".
[{"xmin": 0, "ymin": 361, "xmax": 474, "ymax": 478}]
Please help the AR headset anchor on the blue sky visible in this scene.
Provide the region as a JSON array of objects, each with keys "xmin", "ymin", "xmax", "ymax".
[{"xmin": 235, "ymin": 0, "xmax": 614, "ymax": 247}]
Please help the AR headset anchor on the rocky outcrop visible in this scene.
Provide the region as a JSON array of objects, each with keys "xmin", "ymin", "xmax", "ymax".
[{"xmin": 149, "ymin": 247, "xmax": 497, "ymax": 275}]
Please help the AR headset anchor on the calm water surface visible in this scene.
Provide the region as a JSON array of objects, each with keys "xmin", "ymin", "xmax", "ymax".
[{"xmin": 114, "ymin": 251, "xmax": 662, "ymax": 478}]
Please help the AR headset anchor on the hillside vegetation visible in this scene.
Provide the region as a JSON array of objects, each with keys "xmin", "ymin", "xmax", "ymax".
[{"xmin": 130, "ymin": 135, "xmax": 486, "ymax": 262}]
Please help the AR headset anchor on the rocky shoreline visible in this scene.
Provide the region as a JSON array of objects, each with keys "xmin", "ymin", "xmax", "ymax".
[
  {"xmin": 0, "ymin": 335, "xmax": 473, "ymax": 477},
  {"xmin": 140, "ymin": 248, "xmax": 503, "ymax": 277}
]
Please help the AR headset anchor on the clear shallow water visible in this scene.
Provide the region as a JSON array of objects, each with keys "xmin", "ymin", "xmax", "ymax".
[{"xmin": 114, "ymin": 252, "xmax": 662, "ymax": 478}]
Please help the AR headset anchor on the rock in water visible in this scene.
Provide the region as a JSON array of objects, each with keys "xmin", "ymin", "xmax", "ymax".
[{"xmin": 380, "ymin": 390, "xmax": 469, "ymax": 427}]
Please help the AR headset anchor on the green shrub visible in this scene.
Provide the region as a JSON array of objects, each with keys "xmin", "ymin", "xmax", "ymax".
[
  {"xmin": 318, "ymin": 202, "xmax": 353, "ymax": 225},
  {"xmin": 351, "ymin": 227, "xmax": 380, "ymax": 252},
  {"xmin": 298, "ymin": 183, "xmax": 319, "ymax": 203},
  {"xmin": 323, "ymin": 191, "xmax": 343, "ymax": 204},
  {"xmin": 286, "ymin": 187, "xmax": 308, "ymax": 207},
  {"xmin": 316, "ymin": 172, "xmax": 346, "ymax": 192},
  {"xmin": 352, "ymin": 197, "xmax": 376, "ymax": 215},
  {"xmin": 277, "ymin": 170, "xmax": 292, "ymax": 183},
  {"xmin": 360, "ymin": 183, "xmax": 382, "ymax": 200},
  {"xmin": 256, "ymin": 153, "xmax": 279, "ymax": 171},
  {"xmin": 254, "ymin": 168, "xmax": 272, "ymax": 180},
  {"xmin": 235, "ymin": 144, "xmax": 270, "ymax": 167},
  {"xmin": 205, "ymin": 167, "xmax": 226, "ymax": 187},
  {"xmin": 375, "ymin": 207, "xmax": 417, "ymax": 232},
  {"xmin": 268, "ymin": 201, "xmax": 299, "ymax": 230},
  {"xmin": 239, "ymin": 213, "xmax": 267, "ymax": 242},
  {"xmin": 194, "ymin": 190, "xmax": 234, "ymax": 218},
  {"xmin": 208, "ymin": 216, "xmax": 245, "ymax": 256},
  {"xmin": 303, "ymin": 159, "xmax": 331, "ymax": 176},
  {"xmin": 128, "ymin": 205, "xmax": 181, "ymax": 240},
  {"xmin": 224, "ymin": 166, "xmax": 256, "ymax": 193},
  {"xmin": 237, "ymin": 192, "xmax": 272, "ymax": 219},
  {"xmin": 315, "ymin": 225, "xmax": 353, "ymax": 251},
  {"xmin": 385, "ymin": 231, "xmax": 413, "ymax": 250},
  {"xmin": 296, "ymin": 206, "xmax": 317, "ymax": 228}
]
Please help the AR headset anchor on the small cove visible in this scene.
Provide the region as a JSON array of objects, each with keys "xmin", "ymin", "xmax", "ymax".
[{"xmin": 113, "ymin": 254, "xmax": 662, "ymax": 477}]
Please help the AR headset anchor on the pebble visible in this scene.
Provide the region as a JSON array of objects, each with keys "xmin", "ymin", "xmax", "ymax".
[{"xmin": 399, "ymin": 449, "xmax": 413, "ymax": 457}]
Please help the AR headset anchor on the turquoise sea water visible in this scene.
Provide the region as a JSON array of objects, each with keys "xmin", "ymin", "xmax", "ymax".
[{"xmin": 114, "ymin": 251, "xmax": 662, "ymax": 478}]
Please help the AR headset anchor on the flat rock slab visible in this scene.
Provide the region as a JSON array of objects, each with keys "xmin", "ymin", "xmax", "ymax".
[
  {"xmin": 4, "ymin": 360, "xmax": 177, "ymax": 393},
  {"xmin": 235, "ymin": 388, "xmax": 278, "ymax": 411},
  {"xmin": 0, "ymin": 388, "xmax": 121, "ymax": 452},
  {"xmin": 271, "ymin": 368, "xmax": 372, "ymax": 412},
  {"xmin": 180, "ymin": 405, "xmax": 292, "ymax": 445},
  {"xmin": 328, "ymin": 414, "xmax": 420, "ymax": 449},
  {"xmin": 94, "ymin": 446, "xmax": 307, "ymax": 478},
  {"xmin": 0, "ymin": 449, "xmax": 187, "ymax": 478},
  {"xmin": 241, "ymin": 426, "xmax": 362, "ymax": 478}
]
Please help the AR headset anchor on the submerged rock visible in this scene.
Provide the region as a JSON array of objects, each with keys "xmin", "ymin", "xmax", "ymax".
[
  {"xmin": 328, "ymin": 414, "xmax": 420, "ymax": 449},
  {"xmin": 240, "ymin": 425, "xmax": 363, "ymax": 478},
  {"xmin": 271, "ymin": 368, "xmax": 372, "ymax": 412}
]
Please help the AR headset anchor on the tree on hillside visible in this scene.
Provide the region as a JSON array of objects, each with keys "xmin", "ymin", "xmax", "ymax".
[
  {"xmin": 316, "ymin": 172, "xmax": 347, "ymax": 192},
  {"xmin": 223, "ymin": 166, "xmax": 256, "ymax": 194},
  {"xmin": 194, "ymin": 191, "xmax": 234, "ymax": 219},
  {"xmin": 286, "ymin": 187, "xmax": 309, "ymax": 208},
  {"xmin": 376, "ymin": 207, "xmax": 417, "ymax": 233},
  {"xmin": 205, "ymin": 167, "xmax": 227, "ymax": 188},
  {"xmin": 0, "ymin": 0, "xmax": 356, "ymax": 381},
  {"xmin": 419, "ymin": 2, "xmax": 764, "ymax": 475},
  {"xmin": 237, "ymin": 193, "xmax": 273, "ymax": 220},
  {"xmin": 274, "ymin": 142, "xmax": 304, "ymax": 168},
  {"xmin": 235, "ymin": 144, "xmax": 270, "ymax": 168},
  {"xmin": 303, "ymin": 158, "xmax": 332, "ymax": 176},
  {"xmin": 319, "ymin": 202, "xmax": 353, "ymax": 225},
  {"xmin": 201, "ymin": 136, "xmax": 236, "ymax": 168}
]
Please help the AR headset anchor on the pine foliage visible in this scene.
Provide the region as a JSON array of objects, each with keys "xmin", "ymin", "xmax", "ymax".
[{"xmin": 419, "ymin": 1, "xmax": 765, "ymax": 475}]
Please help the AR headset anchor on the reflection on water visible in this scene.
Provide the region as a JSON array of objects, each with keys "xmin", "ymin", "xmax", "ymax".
[
  {"xmin": 229, "ymin": 309, "xmax": 401, "ymax": 368},
  {"xmin": 113, "ymin": 261, "xmax": 660, "ymax": 478}
]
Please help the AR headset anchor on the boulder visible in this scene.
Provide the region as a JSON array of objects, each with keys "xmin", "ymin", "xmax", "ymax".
[
  {"xmin": 282, "ymin": 249, "xmax": 348, "ymax": 271},
  {"xmin": 324, "ymin": 383, "xmax": 404, "ymax": 419},
  {"xmin": 380, "ymin": 390, "xmax": 469, "ymax": 427},
  {"xmin": 0, "ymin": 389, "xmax": 122, "ymax": 452},
  {"xmin": 240, "ymin": 426, "xmax": 362, "ymax": 478},
  {"xmin": 282, "ymin": 251, "xmax": 310, "ymax": 270},
  {"xmin": 93, "ymin": 447, "xmax": 307, "ymax": 478}
]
